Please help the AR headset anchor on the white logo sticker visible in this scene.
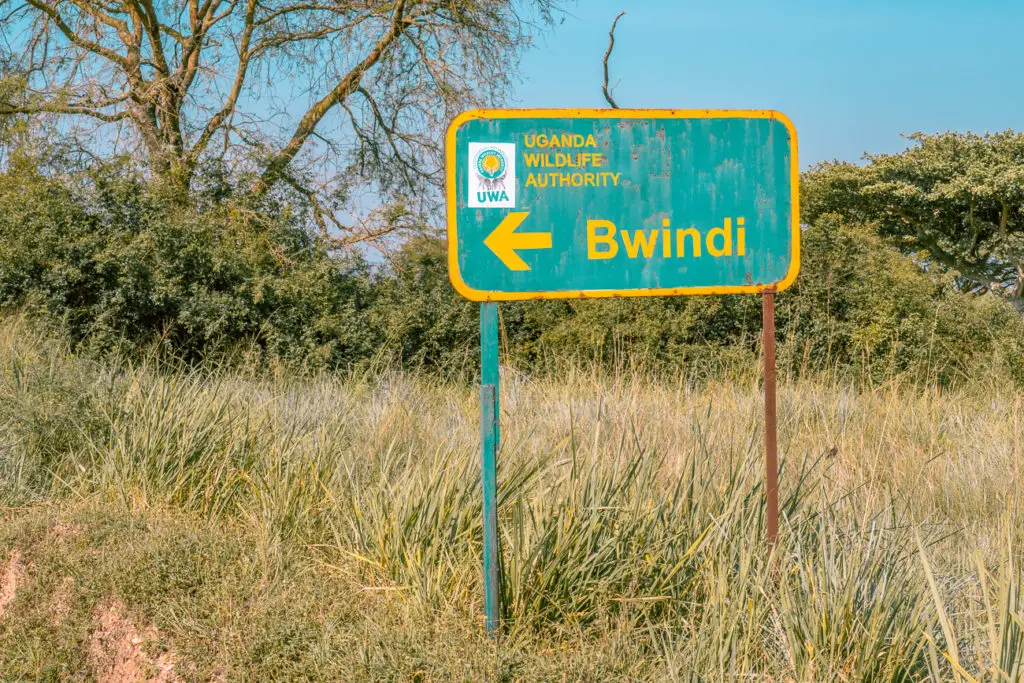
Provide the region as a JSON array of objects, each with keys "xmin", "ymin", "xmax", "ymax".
[{"xmin": 468, "ymin": 143, "xmax": 516, "ymax": 208}]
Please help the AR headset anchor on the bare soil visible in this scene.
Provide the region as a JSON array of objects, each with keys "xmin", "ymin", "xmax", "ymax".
[
  {"xmin": 0, "ymin": 549, "xmax": 24, "ymax": 619},
  {"xmin": 90, "ymin": 600, "xmax": 177, "ymax": 683}
]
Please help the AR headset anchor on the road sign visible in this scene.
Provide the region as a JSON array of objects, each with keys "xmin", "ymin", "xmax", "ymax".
[
  {"xmin": 451, "ymin": 108, "xmax": 798, "ymax": 636},
  {"xmin": 446, "ymin": 109, "xmax": 799, "ymax": 301}
]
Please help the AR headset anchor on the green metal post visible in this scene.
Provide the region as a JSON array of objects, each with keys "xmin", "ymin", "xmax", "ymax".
[{"xmin": 479, "ymin": 302, "xmax": 501, "ymax": 634}]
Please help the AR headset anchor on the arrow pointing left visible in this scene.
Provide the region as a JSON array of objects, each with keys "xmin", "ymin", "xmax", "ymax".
[{"xmin": 483, "ymin": 212, "xmax": 552, "ymax": 271}]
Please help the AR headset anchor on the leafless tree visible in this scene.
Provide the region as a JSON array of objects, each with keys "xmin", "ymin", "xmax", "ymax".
[{"xmin": 0, "ymin": 0, "xmax": 559, "ymax": 243}]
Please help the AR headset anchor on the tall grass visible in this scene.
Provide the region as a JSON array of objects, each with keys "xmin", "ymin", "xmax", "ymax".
[{"xmin": 0, "ymin": 315, "xmax": 1022, "ymax": 679}]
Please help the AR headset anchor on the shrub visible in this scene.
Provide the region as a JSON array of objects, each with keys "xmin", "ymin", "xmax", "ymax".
[
  {"xmin": 1, "ymin": 155, "xmax": 1022, "ymax": 384},
  {"xmin": 0, "ymin": 159, "xmax": 380, "ymax": 370},
  {"xmin": 375, "ymin": 217, "xmax": 1024, "ymax": 384}
]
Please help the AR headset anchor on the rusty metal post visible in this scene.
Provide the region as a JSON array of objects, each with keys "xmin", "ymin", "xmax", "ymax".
[{"xmin": 763, "ymin": 290, "xmax": 779, "ymax": 546}]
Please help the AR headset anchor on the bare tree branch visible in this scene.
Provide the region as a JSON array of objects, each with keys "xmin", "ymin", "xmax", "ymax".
[
  {"xmin": 602, "ymin": 10, "xmax": 625, "ymax": 109},
  {"xmin": 4, "ymin": 0, "xmax": 563, "ymax": 245},
  {"xmin": 186, "ymin": 0, "xmax": 255, "ymax": 166},
  {"xmin": 254, "ymin": 0, "xmax": 409, "ymax": 193},
  {"xmin": 24, "ymin": 0, "xmax": 131, "ymax": 68},
  {"xmin": 0, "ymin": 101, "xmax": 131, "ymax": 123}
]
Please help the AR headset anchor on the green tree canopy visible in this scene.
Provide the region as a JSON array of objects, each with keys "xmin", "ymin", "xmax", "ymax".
[
  {"xmin": 803, "ymin": 131, "xmax": 1024, "ymax": 306},
  {"xmin": 0, "ymin": 154, "xmax": 380, "ymax": 368}
]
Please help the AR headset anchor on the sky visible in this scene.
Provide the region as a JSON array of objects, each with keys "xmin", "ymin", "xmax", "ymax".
[{"xmin": 512, "ymin": 0, "xmax": 1024, "ymax": 167}]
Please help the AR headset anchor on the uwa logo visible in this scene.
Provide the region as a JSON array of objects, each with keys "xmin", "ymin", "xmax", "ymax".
[{"xmin": 468, "ymin": 143, "xmax": 516, "ymax": 208}]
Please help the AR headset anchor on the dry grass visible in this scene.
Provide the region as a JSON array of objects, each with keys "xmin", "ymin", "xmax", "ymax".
[{"xmin": 0, "ymin": 316, "xmax": 1021, "ymax": 680}]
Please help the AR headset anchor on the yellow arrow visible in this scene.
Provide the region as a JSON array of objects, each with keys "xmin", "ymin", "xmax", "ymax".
[{"xmin": 483, "ymin": 212, "xmax": 552, "ymax": 271}]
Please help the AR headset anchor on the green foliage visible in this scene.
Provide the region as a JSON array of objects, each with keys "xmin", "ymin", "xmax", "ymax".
[
  {"xmin": 779, "ymin": 516, "xmax": 932, "ymax": 681},
  {"xmin": 370, "ymin": 234, "xmax": 480, "ymax": 375},
  {"xmin": 779, "ymin": 215, "xmax": 1024, "ymax": 384},
  {"xmin": 1, "ymin": 147, "xmax": 1023, "ymax": 385},
  {"xmin": 803, "ymin": 131, "xmax": 1024, "ymax": 301},
  {"xmin": 0, "ymin": 158, "xmax": 380, "ymax": 368},
  {"xmin": 375, "ymin": 217, "xmax": 1024, "ymax": 384}
]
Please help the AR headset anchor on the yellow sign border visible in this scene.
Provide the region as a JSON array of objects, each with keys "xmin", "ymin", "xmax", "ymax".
[{"xmin": 445, "ymin": 108, "xmax": 800, "ymax": 302}]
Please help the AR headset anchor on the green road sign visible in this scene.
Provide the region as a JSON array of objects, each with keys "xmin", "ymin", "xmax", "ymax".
[{"xmin": 446, "ymin": 109, "xmax": 799, "ymax": 301}]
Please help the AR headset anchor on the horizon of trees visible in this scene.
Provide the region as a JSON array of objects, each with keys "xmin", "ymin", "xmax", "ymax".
[{"xmin": 1, "ymin": 2, "xmax": 1023, "ymax": 382}]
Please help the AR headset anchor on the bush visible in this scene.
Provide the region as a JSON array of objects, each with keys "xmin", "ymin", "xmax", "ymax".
[
  {"xmin": 375, "ymin": 217, "xmax": 1024, "ymax": 384},
  {"xmin": 1, "ymin": 155, "xmax": 1022, "ymax": 384},
  {"xmin": 777, "ymin": 214, "xmax": 1024, "ymax": 384},
  {"xmin": 0, "ymin": 159, "xmax": 380, "ymax": 369}
]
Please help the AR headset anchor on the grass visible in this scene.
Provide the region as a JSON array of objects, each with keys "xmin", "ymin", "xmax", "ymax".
[{"xmin": 0, "ymin": 315, "xmax": 1022, "ymax": 680}]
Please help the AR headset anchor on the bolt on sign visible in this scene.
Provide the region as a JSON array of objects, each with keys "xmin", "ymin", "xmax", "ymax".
[
  {"xmin": 447, "ymin": 109, "xmax": 799, "ymax": 300},
  {"xmin": 447, "ymin": 109, "xmax": 799, "ymax": 634}
]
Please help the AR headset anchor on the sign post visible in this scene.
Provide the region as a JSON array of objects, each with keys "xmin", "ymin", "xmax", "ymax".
[
  {"xmin": 763, "ymin": 290, "xmax": 779, "ymax": 546},
  {"xmin": 447, "ymin": 109, "xmax": 798, "ymax": 633},
  {"xmin": 479, "ymin": 301, "xmax": 501, "ymax": 634}
]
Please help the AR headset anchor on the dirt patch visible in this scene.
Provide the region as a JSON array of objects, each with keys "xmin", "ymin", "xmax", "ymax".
[
  {"xmin": 52, "ymin": 521, "xmax": 84, "ymax": 540},
  {"xmin": 90, "ymin": 600, "xmax": 177, "ymax": 683},
  {"xmin": 48, "ymin": 575, "xmax": 77, "ymax": 627},
  {"xmin": 0, "ymin": 549, "xmax": 24, "ymax": 619}
]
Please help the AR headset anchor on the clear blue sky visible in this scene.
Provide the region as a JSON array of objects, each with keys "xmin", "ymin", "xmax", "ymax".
[{"xmin": 513, "ymin": 0, "xmax": 1024, "ymax": 166}]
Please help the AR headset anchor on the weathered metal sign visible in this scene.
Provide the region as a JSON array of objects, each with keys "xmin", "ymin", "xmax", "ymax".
[{"xmin": 446, "ymin": 109, "xmax": 799, "ymax": 301}]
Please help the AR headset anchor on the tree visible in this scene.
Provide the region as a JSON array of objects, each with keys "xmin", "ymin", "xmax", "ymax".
[
  {"xmin": 0, "ymin": 154, "xmax": 383, "ymax": 367},
  {"xmin": 0, "ymin": 0, "xmax": 559, "ymax": 243},
  {"xmin": 803, "ymin": 131, "xmax": 1024, "ymax": 306},
  {"xmin": 371, "ymin": 220, "xmax": 1024, "ymax": 384}
]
